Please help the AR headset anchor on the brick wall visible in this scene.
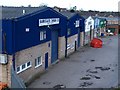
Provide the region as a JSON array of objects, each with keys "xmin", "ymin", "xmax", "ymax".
[
  {"xmin": 67, "ymin": 34, "xmax": 78, "ymax": 55},
  {"xmin": 84, "ymin": 31, "xmax": 90, "ymax": 45},
  {"xmin": 80, "ymin": 32, "xmax": 84, "ymax": 47},
  {"xmin": 58, "ymin": 36, "xmax": 66, "ymax": 59},
  {"xmin": 15, "ymin": 41, "xmax": 51, "ymax": 84},
  {"xmin": 0, "ymin": 55, "xmax": 12, "ymax": 87}
]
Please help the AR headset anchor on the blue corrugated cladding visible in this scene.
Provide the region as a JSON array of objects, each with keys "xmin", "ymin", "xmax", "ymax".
[
  {"xmin": 80, "ymin": 17, "xmax": 85, "ymax": 32},
  {"xmin": 67, "ymin": 14, "xmax": 85, "ymax": 37},
  {"xmin": 13, "ymin": 8, "xmax": 67, "ymax": 53},
  {"xmin": 2, "ymin": 19, "xmax": 13, "ymax": 54}
]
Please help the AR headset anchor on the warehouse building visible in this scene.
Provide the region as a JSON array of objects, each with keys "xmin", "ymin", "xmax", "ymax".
[
  {"xmin": 84, "ymin": 16, "xmax": 94, "ymax": 45},
  {"xmin": 99, "ymin": 18, "xmax": 107, "ymax": 36},
  {"xmin": 60, "ymin": 11, "xmax": 85, "ymax": 56},
  {"xmin": 106, "ymin": 16, "xmax": 120, "ymax": 35},
  {"xmin": 0, "ymin": 6, "xmax": 67, "ymax": 86},
  {"xmin": 94, "ymin": 17, "xmax": 100, "ymax": 38}
]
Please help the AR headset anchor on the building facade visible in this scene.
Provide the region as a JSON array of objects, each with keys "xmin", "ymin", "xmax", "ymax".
[
  {"xmin": 94, "ymin": 17, "xmax": 100, "ymax": 37},
  {"xmin": 84, "ymin": 16, "xmax": 94, "ymax": 45},
  {"xmin": 1, "ymin": 7, "xmax": 67, "ymax": 86},
  {"xmin": 60, "ymin": 11, "xmax": 85, "ymax": 56},
  {"xmin": 99, "ymin": 18, "xmax": 107, "ymax": 36},
  {"xmin": 106, "ymin": 17, "xmax": 120, "ymax": 34}
]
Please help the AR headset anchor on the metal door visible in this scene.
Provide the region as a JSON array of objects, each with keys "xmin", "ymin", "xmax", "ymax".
[
  {"xmin": 51, "ymin": 30, "xmax": 58, "ymax": 63},
  {"xmin": 90, "ymin": 25, "xmax": 92, "ymax": 41},
  {"xmin": 78, "ymin": 28, "xmax": 80, "ymax": 47},
  {"xmin": 75, "ymin": 41, "xmax": 77, "ymax": 51},
  {"xmin": 45, "ymin": 52, "xmax": 48, "ymax": 69}
]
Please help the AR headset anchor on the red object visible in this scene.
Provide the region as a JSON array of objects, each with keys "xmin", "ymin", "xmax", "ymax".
[
  {"xmin": 90, "ymin": 38, "xmax": 102, "ymax": 48},
  {"xmin": 114, "ymin": 32, "xmax": 117, "ymax": 35},
  {"xmin": 0, "ymin": 82, "xmax": 8, "ymax": 90}
]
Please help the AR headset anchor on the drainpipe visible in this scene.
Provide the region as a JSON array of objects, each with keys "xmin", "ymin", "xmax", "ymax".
[
  {"xmin": 3, "ymin": 31, "xmax": 7, "ymax": 54},
  {"xmin": 12, "ymin": 19, "xmax": 16, "ymax": 71},
  {"xmin": 65, "ymin": 35, "xmax": 67, "ymax": 58},
  {"xmin": 65, "ymin": 20, "xmax": 68, "ymax": 58}
]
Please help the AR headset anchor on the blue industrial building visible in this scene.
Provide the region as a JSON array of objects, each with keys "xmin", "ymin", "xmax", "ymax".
[
  {"xmin": 1, "ymin": 6, "xmax": 68, "ymax": 84},
  {"xmin": 0, "ymin": 6, "xmax": 85, "ymax": 86},
  {"xmin": 60, "ymin": 11, "xmax": 85, "ymax": 55},
  {"xmin": 1, "ymin": 7, "xmax": 67, "ymax": 55}
]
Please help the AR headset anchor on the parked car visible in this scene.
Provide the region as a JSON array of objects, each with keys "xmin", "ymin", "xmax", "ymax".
[{"xmin": 109, "ymin": 32, "xmax": 114, "ymax": 36}]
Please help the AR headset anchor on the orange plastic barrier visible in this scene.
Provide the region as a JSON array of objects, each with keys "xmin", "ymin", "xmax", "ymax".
[
  {"xmin": 90, "ymin": 38, "xmax": 102, "ymax": 48},
  {"xmin": 0, "ymin": 82, "xmax": 8, "ymax": 90}
]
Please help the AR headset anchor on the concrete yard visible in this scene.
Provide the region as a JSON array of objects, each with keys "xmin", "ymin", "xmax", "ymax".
[{"xmin": 28, "ymin": 36, "xmax": 118, "ymax": 88}]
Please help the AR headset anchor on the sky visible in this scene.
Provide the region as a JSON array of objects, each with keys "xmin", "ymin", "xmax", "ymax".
[{"xmin": 0, "ymin": 0, "xmax": 120, "ymax": 11}]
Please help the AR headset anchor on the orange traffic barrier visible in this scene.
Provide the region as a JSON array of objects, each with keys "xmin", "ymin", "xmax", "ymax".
[{"xmin": 0, "ymin": 82, "xmax": 8, "ymax": 90}]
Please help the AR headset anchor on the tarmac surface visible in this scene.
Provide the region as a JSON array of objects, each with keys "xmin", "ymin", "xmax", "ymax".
[{"xmin": 28, "ymin": 36, "xmax": 118, "ymax": 88}]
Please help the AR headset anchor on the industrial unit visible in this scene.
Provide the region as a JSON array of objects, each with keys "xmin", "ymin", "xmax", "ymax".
[
  {"xmin": 0, "ymin": 6, "xmax": 110, "ymax": 88},
  {"xmin": 94, "ymin": 17, "xmax": 100, "ymax": 38},
  {"xmin": 106, "ymin": 17, "xmax": 120, "ymax": 35},
  {"xmin": 60, "ymin": 11, "xmax": 85, "ymax": 56},
  {"xmin": 84, "ymin": 16, "xmax": 94, "ymax": 45},
  {"xmin": 1, "ymin": 6, "xmax": 68, "ymax": 85},
  {"xmin": 98, "ymin": 18, "xmax": 107, "ymax": 36}
]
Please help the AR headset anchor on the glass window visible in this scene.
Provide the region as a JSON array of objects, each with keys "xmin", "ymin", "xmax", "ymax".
[
  {"xmin": 35, "ymin": 56, "xmax": 42, "ymax": 68},
  {"xmin": 22, "ymin": 64, "xmax": 25, "ymax": 69},
  {"xmin": 40, "ymin": 31, "xmax": 44, "ymax": 40},
  {"xmin": 17, "ymin": 67, "xmax": 20, "ymax": 72},
  {"xmin": 26, "ymin": 28, "xmax": 30, "ymax": 32},
  {"xmin": 40, "ymin": 31, "xmax": 46, "ymax": 41},
  {"xmin": 16, "ymin": 61, "xmax": 32, "ymax": 74},
  {"xmin": 27, "ymin": 61, "xmax": 31, "ymax": 67},
  {"xmin": 38, "ymin": 56, "xmax": 42, "ymax": 65},
  {"xmin": 43, "ymin": 31, "xmax": 46, "ymax": 39}
]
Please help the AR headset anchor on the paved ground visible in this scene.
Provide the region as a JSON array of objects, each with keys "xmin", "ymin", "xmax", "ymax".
[{"xmin": 28, "ymin": 36, "xmax": 118, "ymax": 88}]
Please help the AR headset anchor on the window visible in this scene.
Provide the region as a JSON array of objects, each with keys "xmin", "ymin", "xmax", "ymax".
[
  {"xmin": 75, "ymin": 20, "xmax": 79, "ymax": 27},
  {"xmin": 43, "ymin": 31, "xmax": 46, "ymax": 39},
  {"xmin": 16, "ymin": 61, "xmax": 32, "ymax": 74},
  {"xmin": 40, "ymin": 31, "xmax": 46, "ymax": 41},
  {"xmin": 67, "ymin": 29, "xmax": 71, "ymax": 36},
  {"xmin": 22, "ymin": 64, "xmax": 25, "ymax": 70},
  {"xmin": 25, "ymin": 28, "xmax": 30, "ymax": 32},
  {"xmin": 35, "ymin": 56, "xmax": 42, "ymax": 68},
  {"xmin": 40, "ymin": 31, "xmax": 43, "ymax": 40},
  {"xmin": 88, "ymin": 22, "xmax": 91, "ymax": 25},
  {"xmin": 27, "ymin": 61, "xmax": 31, "ymax": 67},
  {"xmin": 17, "ymin": 67, "xmax": 20, "ymax": 72}
]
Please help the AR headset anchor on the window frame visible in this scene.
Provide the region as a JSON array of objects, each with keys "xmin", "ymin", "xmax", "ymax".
[
  {"xmin": 43, "ymin": 31, "xmax": 46, "ymax": 39},
  {"xmin": 35, "ymin": 56, "xmax": 42, "ymax": 68},
  {"xmin": 40, "ymin": 31, "xmax": 44, "ymax": 40},
  {"xmin": 40, "ymin": 31, "xmax": 46, "ymax": 41},
  {"xmin": 16, "ymin": 61, "xmax": 32, "ymax": 74}
]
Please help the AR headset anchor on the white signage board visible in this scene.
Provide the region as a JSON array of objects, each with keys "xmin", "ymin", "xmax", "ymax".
[{"xmin": 39, "ymin": 18, "xmax": 60, "ymax": 26}]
